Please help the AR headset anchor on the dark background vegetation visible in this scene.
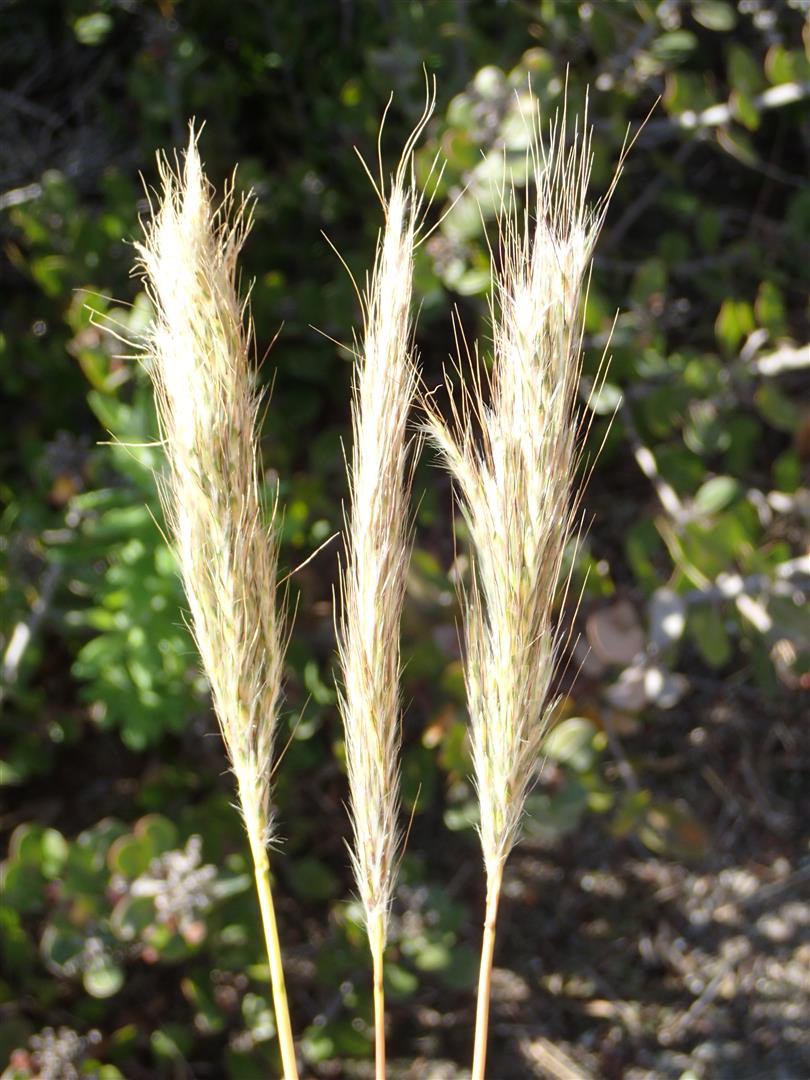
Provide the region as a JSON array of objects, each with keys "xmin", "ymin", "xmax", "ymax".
[{"xmin": 2, "ymin": 1, "xmax": 809, "ymax": 1077}]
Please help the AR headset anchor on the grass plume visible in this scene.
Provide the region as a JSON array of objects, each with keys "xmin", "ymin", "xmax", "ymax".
[
  {"xmin": 424, "ymin": 98, "xmax": 620, "ymax": 1079},
  {"xmin": 335, "ymin": 93, "xmax": 434, "ymax": 1079},
  {"xmin": 134, "ymin": 127, "xmax": 298, "ymax": 1079}
]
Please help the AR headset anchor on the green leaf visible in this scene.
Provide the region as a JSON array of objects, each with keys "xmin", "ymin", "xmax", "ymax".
[
  {"xmin": 689, "ymin": 606, "xmax": 732, "ymax": 668},
  {"xmin": 41, "ymin": 920, "xmax": 85, "ymax": 972},
  {"xmin": 587, "ymin": 380, "xmax": 623, "ymax": 416},
  {"xmin": 242, "ymin": 991, "xmax": 276, "ymax": 1041},
  {"xmin": 683, "ymin": 401, "xmax": 729, "ymax": 457},
  {"xmin": 302, "ymin": 1021, "xmax": 369, "ymax": 1065},
  {"xmin": 93, "ymin": 1066, "xmax": 125, "ymax": 1079},
  {"xmin": 385, "ymin": 962, "xmax": 418, "ymax": 998},
  {"xmin": 716, "ymin": 127, "xmax": 760, "ymax": 168},
  {"xmin": 135, "ymin": 814, "xmax": 178, "ymax": 857},
  {"xmin": 765, "ymin": 45, "xmax": 810, "ymax": 86},
  {"xmin": 755, "ymin": 281, "xmax": 786, "ymax": 336},
  {"xmin": 107, "ymin": 835, "xmax": 152, "ymax": 879},
  {"xmin": 544, "ymin": 717, "xmax": 598, "ymax": 772},
  {"xmin": 524, "ymin": 779, "xmax": 590, "ymax": 841},
  {"xmin": 731, "ymin": 91, "xmax": 760, "ymax": 132},
  {"xmin": 210, "ymin": 872, "xmax": 251, "ymax": 900},
  {"xmin": 664, "ymin": 71, "xmax": 713, "ymax": 116},
  {"xmin": 9, "ymin": 824, "xmax": 67, "ymax": 876},
  {"xmin": 30, "ymin": 255, "xmax": 68, "ymax": 297},
  {"xmin": 728, "ymin": 44, "xmax": 765, "ymax": 97},
  {"xmin": 84, "ymin": 956, "xmax": 125, "ymax": 998},
  {"xmin": 108, "ymin": 1025, "xmax": 139, "ymax": 1061},
  {"xmin": 40, "ymin": 829, "xmax": 69, "ymax": 878},
  {"xmin": 715, "ymin": 299, "xmax": 755, "ymax": 354},
  {"xmin": 455, "ymin": 266, "xmax": 491, "ymax": 296},
  {"xmin": 657, "ymin": 444, "xmax": 707, "ymax": 491},
  {"xmin": 151, "ymin": 1019, "xmax": 193, "ymax": 1062},
  {"xmin": 302, "ymin": 659, "xmax": 336, "ymax": 706},
  {"xmin": 1, "ymin": 861, "xmax": 46, "ymax": 914},
  {"xmin": 679, "ymin": 508, "xmax": 758, "ymax": 580},
  {"xmin": 755, "ymin": 383, "xmax": 800, "ymax": 434},
  {"xmin": 773, "ymin": 451, "xmax": 801, "ymax": 493},
  {"xmin": 652, "ymin": 31, "xmax": 698, "ymax": 64},
  {"xmin": 693, "ymin": 0, "xmax": 736, "ymax": 30},
  {"xmin": 694, "ymin": 476, "xmax": 742, "ymax": 514},
  {"xmin": 414, "ymin": 941, "xmax": 452, "ymax": 972},
  {"xmin": 73, "ymin": 13, "xmax": 113, "ymax": 46}
]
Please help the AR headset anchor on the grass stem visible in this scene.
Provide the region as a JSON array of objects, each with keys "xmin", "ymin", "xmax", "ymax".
[
  {"xmin": 370, "ymin": 914, "xmax": 386, "ymax": 1080},
  {"xmin": 472, "ymin": 863, "xmax": 503, "ymax": 1080},
  {"xmin": 249, "ymin": 827, "xmax": 299, "ymax": 1080}
]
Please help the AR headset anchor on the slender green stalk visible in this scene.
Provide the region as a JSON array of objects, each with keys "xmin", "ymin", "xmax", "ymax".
[
  {"xmin": 248, "ymin": 824, "xmax": 299, "ymax": 1080},
  {"xmin": 471, "ymin": 863, "xmax": 503, "ymax": 1080},
  {"xmin": 369, "ymin": 912, "xmax": 387, "ymax": 1080}
]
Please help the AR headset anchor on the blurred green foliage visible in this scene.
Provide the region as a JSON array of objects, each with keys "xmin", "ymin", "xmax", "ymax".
[{"xmin": 1, "ymin": 0, "xmax": 808, "ymax": 1076}]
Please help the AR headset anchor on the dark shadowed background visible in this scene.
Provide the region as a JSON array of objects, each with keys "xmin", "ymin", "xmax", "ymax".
[{"xmin": 2, "ymin": 1, "xmax": 809, "ymax": 1077}]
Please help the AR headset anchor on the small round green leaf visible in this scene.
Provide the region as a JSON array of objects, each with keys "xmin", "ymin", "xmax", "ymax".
[
  {"xmin": 73, "ymin": 13, "xmax": 113, "ymax": 46},
  {"xmin": 544, "ymin": 717, "xmax": 598, "ymax": 772},
  {"xmin": 107, "ymin": 835, "xmax": 151, "ymax": 879},
  {"xmin": 134, "ymin": 814, "xmax": 178, "ymax": 857},
  {"xmin": 694, "ymin": 476, "xmax": 742, "ymax": 514},
  {"xmin": 84, "ymin": 957, "xmax": 125, "ymax": 998},
  {"xmin": 693, "ymin": 1, "xmax": 736, "ymax": 31}
]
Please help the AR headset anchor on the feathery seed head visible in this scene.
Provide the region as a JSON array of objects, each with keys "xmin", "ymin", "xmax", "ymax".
[
  {"xmin": 135, "ymin": 127, "xmax": 285, "ymax": 845},
  {"xmin": 337, "ymin": 95, "xmax": 434, "ymax": 943},
  {"xmin": 425, "ymin": 101, "xmax": 614, "ymax": 878}
]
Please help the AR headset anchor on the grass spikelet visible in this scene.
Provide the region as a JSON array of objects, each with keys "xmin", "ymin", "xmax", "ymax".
[
  {"xmin": 134, "ymin": 126, "xmax": 298, "ymax": 1079},
  {"xmin": 335, "ymin": 92, "xmax": 434, "ymax": 1079},
  {"xmin": 424, "ymin": 97, "xmax": 619, "ymax": 1079}
]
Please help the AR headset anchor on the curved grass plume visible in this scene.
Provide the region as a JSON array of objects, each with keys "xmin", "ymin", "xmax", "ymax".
[
  {"xmin": 135, "ymin": 128, "xmax": 298, "ymax": 1079},
  {"xmin": 424, "ymin": 99, "xmax": 622, "ymax": 1079},
  {"xmin": 335, "ymin": 92, "xmax": 434, "ymax": 1080}
]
